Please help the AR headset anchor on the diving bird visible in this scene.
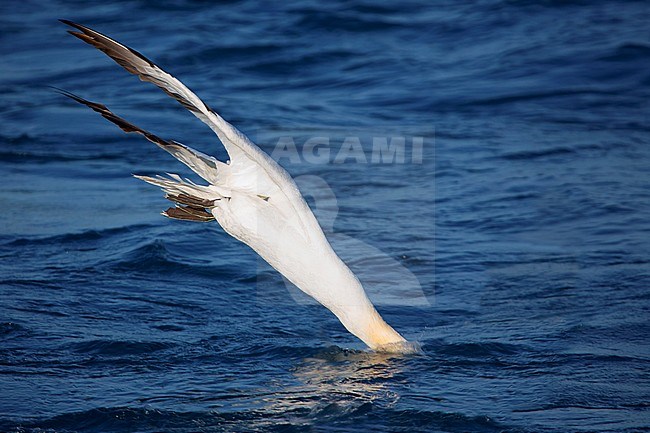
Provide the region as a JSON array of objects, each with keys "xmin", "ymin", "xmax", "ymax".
[{"xmin": 60, "ymin": 20, "xmax": 417, "ymax": 353}]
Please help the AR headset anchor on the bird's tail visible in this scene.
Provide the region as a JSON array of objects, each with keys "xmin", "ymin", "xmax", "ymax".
[
  {"xmin": 58, "ymin": 89, "xmax": 224, "ymax": 222},
  {"xmin": 134, "ymin": 173, "xmax": 218, "ymax": 222}
]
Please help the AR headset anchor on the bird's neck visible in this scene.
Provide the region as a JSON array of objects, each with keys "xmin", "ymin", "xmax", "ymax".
[{"xmin": 333, "ymin": 303, "xmax": 407, "ymax": 350}]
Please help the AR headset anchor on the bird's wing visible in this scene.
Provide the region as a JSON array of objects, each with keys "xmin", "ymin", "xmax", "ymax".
[
  {"xmin": 61, "ymin": 20, "xmax": 319, "ymax": 237},
  {"xmin": 60, "ymin": 20, "xmax": 266, "ymax": 170},
  {"xmin": 57, "ymin": 88, "xmax": 226, "ymax": 185}
]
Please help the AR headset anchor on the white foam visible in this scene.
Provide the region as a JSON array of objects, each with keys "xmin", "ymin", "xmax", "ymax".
[{"xmin": 374, "ymin": 341, "xmax": 423, "ymax": 355}]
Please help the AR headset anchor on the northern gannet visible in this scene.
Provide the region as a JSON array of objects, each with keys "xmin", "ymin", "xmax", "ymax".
[{"xmin": 60, "ymin": 20, "xmax": 418, "ymax": 353}]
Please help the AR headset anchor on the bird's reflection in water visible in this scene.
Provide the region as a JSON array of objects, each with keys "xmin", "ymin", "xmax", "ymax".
[{"xmin": 260, "ymin": 347, "xmax": 406, "ymax": 421}]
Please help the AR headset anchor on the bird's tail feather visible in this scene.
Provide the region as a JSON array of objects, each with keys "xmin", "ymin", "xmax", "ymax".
[
  {"xmin": 58, "ymin": 89, "xmax": 224, "ymax": 223},
  {"xmin": 134, "ymin": 173, "xmax": 219, "ymax": 222},
  {"xmin": 134, "ymin": 173, "xmax": 214, "ymax": 198}
]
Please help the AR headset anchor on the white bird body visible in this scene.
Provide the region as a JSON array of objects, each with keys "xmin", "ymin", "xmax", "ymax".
[{"xmin": 61, "ymin": 20, "xmax": 415, "ymax": 352}]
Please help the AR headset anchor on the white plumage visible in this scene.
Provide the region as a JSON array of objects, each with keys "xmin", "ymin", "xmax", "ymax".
[{"xmin": 61, "ymin": 20, "xmax": 418, "ymax": 353}]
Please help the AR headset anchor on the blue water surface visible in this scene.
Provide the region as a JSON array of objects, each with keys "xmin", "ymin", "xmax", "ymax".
[{"xmin": 1, "ymin": 1, "xmax": 649, "ymax": 432}]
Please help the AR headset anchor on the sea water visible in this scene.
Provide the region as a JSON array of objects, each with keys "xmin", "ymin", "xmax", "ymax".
[{"xmin": 1, "ymin": 1, "xmax": 648, "ymax": 431}]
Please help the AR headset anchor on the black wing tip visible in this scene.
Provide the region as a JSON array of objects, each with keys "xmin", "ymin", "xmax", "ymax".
[
  {"xmin": 49, "ymin": 85, "xmax": 82, "ymax": 101},
  {"xmin": 50, "ymin": 87, "xmax": 94, "ymax": 106},
  {"xmin": 59, "ymin": 19, "xmax": 202, "ymax": 117},
  {"xmin": 48, "ymin": 84, "xmax": 68, "ymax": 94},
  {"xmin": 67, "ymin": 30, "xmax": 85, "ymax": 38},
  {"xmin": 61, "ymin": 18, "xmax": 158, "ymax": 70},
  {"xmin": 60, "ymin": 19, "xmax": 84, "ymax": 30}
]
